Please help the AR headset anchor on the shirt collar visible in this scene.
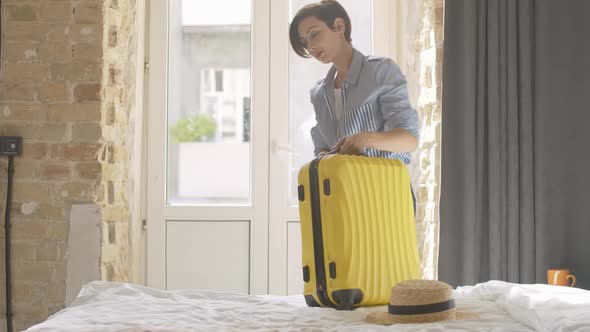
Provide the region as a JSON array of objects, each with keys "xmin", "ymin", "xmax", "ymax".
[{"xmin": 326, "ymin": 48, "xmax": 365, "ymax": 88}]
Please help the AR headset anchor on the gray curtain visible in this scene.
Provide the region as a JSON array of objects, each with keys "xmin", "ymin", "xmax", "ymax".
[{"xmin": 439, "ymin": 0, "xmax": 590, "ymax": 289}]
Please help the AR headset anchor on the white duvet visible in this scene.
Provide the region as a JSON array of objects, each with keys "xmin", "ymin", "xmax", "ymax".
[{"xmin": 26, "ymin": 280, "xmax": 590, "ymax": 332}]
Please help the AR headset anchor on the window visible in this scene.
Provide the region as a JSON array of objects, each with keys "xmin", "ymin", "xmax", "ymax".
[
  {"xmin": 166, "ymin": 0, "xmax": 252, "ymax": 205},
  {"xmin": 200, "ymin": 68, "xmax": 250, "ymax": 143}
]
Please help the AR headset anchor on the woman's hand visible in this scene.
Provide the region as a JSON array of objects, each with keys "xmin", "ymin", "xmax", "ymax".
[{"xmin": 331, "ymin": 132, "xmax": 369, "ymax": 155}]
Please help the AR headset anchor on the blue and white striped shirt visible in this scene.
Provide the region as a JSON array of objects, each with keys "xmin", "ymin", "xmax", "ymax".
[{"xmin": 309, "ymin": 49, "xmax": 419, "ymax": 164}]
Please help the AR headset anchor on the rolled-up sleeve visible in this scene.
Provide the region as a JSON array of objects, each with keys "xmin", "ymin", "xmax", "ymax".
[
  {"xmin": 309, "ymin": 87, "xmax": 330, "ymax": 157},
  {"xmin": 310, "ymin": 125, "xmax": 329, "ymax": 157},
  {"xmin": 377, "ymin": 59, "xmax": 420, "ymax": 141}
]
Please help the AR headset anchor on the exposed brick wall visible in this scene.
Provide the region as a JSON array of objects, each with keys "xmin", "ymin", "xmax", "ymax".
[
  {"xmin": 99, "ymin": 0, "xmax": 138, "ymax": 283},
  {"xmin": 413, "ymin": 0, "xmax": 443, "ymax": 280},
  {"xmin": 394, "ymin": 0, "xmax": 444, "ymax": 280},
  {"xmin": 0, "ymin": 0, "xmax": 104, "ymax": 329}
]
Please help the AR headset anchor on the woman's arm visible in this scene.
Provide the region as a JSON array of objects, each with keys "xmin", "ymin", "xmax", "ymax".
[
  {"xmin": 332, "ymin": 128, "xmax": 418, "ymax": 155},
  {"xmin": 311, "ymin": 124, "xmax": 331, "ymax": 157},
  {"xmin": 365, "ymin": 128, "xmax": 418, "ymax": 152}
]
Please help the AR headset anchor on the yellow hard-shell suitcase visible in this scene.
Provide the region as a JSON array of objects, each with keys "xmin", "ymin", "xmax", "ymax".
[{"xmin": 297, "ymin": 154, "xmax": 421, "ymax": 310}]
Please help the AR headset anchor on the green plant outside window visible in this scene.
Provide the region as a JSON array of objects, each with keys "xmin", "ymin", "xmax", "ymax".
[{"xmin": 170, "ymin": 113, "xmax": 217, "ymax": 143}]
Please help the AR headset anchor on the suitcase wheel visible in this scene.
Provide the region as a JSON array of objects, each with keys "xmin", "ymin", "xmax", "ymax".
[
  {"xmin": 304, "ymin": 295, "xmax": 321, "ymax": 307},
  {"xmin": 332, "ymin": 289, "xmax": 363, "ymax": 311}
]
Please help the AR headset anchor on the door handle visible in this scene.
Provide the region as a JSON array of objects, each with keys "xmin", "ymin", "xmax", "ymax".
[{"xmin": 272, "ymin": 141, "xmax": 297, "ymax": 155}]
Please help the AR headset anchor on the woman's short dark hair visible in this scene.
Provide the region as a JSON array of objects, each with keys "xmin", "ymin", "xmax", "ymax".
[{"xmin": 289, "ymin": 0, "xmax": 352, "ymax": 58}]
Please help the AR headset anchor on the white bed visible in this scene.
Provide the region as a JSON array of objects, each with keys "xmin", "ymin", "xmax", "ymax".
[{"xmin": 26, "ymin": 280, "xmax": 590, "ymax": 331}]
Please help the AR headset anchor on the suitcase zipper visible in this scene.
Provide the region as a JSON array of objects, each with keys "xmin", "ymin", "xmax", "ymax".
[{"xmin": 309, "ymin": 156, "xmax": 336, "ymax": 308}]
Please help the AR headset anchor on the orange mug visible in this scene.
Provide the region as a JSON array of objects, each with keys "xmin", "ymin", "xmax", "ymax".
[{"xmin": 547, "ymin": 269, "xmax": 576, "ymax": 287}]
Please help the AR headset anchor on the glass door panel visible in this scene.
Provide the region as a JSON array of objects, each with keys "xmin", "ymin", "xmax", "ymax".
[{"xmin": 167, "ymin": 0, "xmax": 253, "ymax": 206}]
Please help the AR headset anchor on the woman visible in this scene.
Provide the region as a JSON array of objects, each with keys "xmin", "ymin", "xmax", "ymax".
[{"xmin": 289, "ymin": 0, "xmax": 419, "ymax": 163}]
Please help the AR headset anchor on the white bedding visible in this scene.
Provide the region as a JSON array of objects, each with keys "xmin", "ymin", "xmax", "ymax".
[{"xmin": 26, "ymin": 280, "xmax": 590, "ymax": 332}]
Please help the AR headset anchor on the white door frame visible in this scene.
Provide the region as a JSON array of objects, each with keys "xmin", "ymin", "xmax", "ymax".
[{"xmin": 146, "ymin": 0, "xmax": 271, "ymax": 294}]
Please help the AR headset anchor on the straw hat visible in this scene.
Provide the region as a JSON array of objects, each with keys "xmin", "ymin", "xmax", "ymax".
[{"xmin": 366, "ymin": 279, "xmax": 479, "ymax": 325}]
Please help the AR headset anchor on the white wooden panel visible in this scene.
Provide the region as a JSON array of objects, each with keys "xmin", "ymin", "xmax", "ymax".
[
  {"xmin": 287, "ymin": 222, "xmax": 303, "ymax": 295},
  {"xmin": 146, "ymin": 0, "xmax": 168, "ymax": 289},
  {"xmin": 166, "ymin": 221, "xmax": 250, "ymax": 293},
  {"xmin": 250, "ymin": 0, "xmax": 272, "ymax": 296},
  {"xmin": 163, "ymin": 206, "xmax": 252, "ymax": 221},
  {"xmin": 268, "ymin": 0, "xmax": 290, "ymax": 295}
]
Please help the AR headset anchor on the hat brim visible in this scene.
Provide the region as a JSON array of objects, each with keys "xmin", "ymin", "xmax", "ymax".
[{"xmin": 366, "ymin": 309, "xmax": 480, "ymax": 325}]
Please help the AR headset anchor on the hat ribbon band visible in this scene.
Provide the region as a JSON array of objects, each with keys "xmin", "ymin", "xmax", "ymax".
[{"xmin": 388, "ymin": 299, "xmax": 456, "ymax": 315}]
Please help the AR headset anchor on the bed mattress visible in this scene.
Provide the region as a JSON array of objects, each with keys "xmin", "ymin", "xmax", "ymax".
[{"xmin": 25, "ymin": 280, "xmax": 590, "ymax": 331}]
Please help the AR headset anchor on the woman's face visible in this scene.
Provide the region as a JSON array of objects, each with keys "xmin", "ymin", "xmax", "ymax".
[{"xmin": 297, "ymin": 16, "xmax": 345, "ymax": 64}]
